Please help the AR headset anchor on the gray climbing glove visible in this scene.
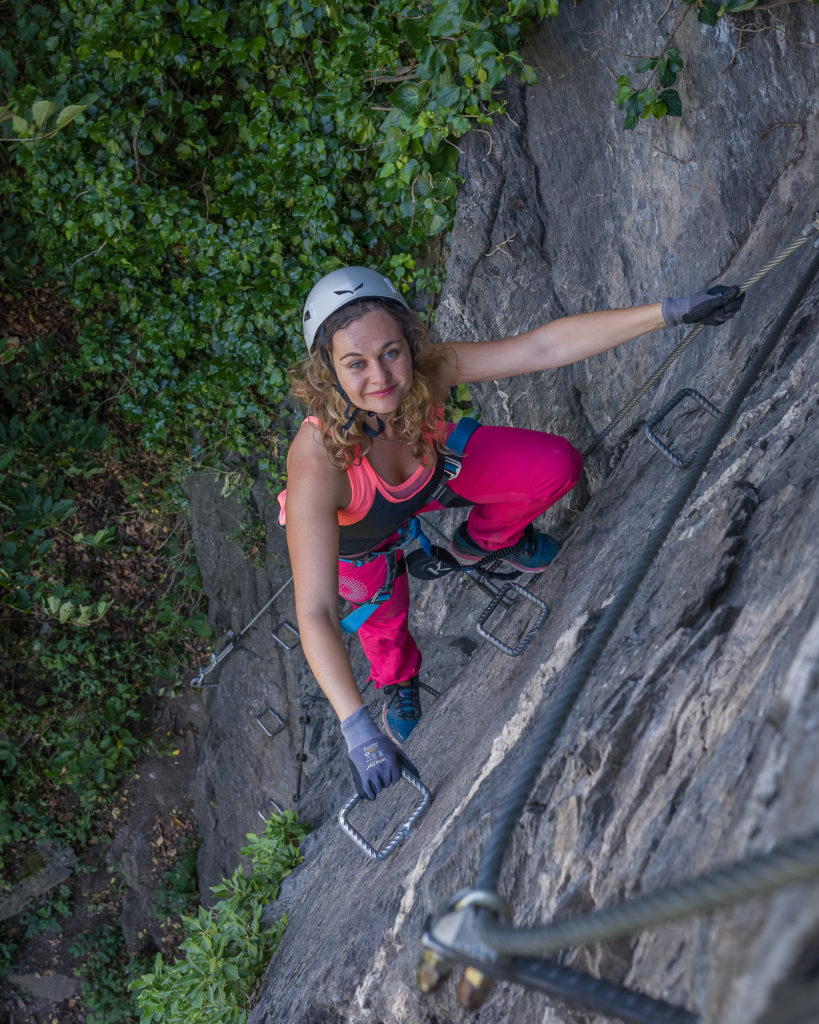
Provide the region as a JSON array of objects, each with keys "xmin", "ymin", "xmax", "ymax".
[
  {"xmin": 341, "ymin": 706, "xmax": 418, "ymax": 801},
  {"xmin": 662, "ymin": 284, "xmax": 745, "ymax": 327}
]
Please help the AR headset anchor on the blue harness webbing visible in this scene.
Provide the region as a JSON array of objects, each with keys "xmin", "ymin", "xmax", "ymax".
[{"xmin": 338, "ymin": 417, "xmax": 480, "ymax": 634}]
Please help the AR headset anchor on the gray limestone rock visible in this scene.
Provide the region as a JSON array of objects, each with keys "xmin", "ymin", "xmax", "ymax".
[
  {"xmin": 6, "ymin": 973, "xmax": 79, "ymax": 1002},
  {"xmin": 0, "ymin": 845, "xmax": 76, "ymax": 923},
  {"xmin": 184, "ymin": 2, "xmax": 819, "ymax": 1022}
]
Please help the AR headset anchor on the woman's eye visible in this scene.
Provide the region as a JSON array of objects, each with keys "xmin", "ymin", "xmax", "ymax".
[{"xmin": 384, "ymin": 348, "xmax": 399, "ymax": 360}]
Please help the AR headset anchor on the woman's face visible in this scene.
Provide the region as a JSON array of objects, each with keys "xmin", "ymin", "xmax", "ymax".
[{"xmin": 330, "ymin": 309, "xmax": 413, "ymax": 417}]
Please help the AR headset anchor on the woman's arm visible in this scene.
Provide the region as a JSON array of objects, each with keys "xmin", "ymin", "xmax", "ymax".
[
  {"xmin": 285, "ymin": 425, "xmax": 415, "ymax": 800},
  {"xmin": 284, "ymin": 425, "xmax": 362, "ymax": 722},
  {"xmin": 438, "ymin": 303, "xmax": 666, "ymax": 387}
]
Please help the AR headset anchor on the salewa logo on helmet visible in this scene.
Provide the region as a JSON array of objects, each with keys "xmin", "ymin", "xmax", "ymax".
[{"xmin": 332, "ymin": 283, "xmax": 365, "ymax": 297}]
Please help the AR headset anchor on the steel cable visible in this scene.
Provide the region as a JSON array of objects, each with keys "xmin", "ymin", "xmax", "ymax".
[
  {"xmin": 582, "ymin": 218, "xmax": 818, "ymax": 457},
  {"xmin": 478, "ymin": 831, "xmax": 819, "ymax": 956},
  {"xmin": 475, "ymin": 244, "xmax": 819, "ymax": 896}
]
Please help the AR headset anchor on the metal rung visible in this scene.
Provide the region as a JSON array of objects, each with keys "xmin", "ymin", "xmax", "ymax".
[
  {"xmin": 338, "ymin": 769, "xmax": 431, "ymax": 861},
  {"xmin": 256, "ymin": 708, "xmax": 286, "ymax": 737},
  {"xmin": 272, "ymin": 620, "xmax": 300, "ymax": 650},
  {"xmin": 644, "ymin": 387, "xmax": 721, "ymax": 468},
  {"xmin": 477, "ymin": 582, "xmax": 549, "ymax": 657},
  {"xmin": 257, "ymin": 797, "xmax": 284, "ymax": 820}
]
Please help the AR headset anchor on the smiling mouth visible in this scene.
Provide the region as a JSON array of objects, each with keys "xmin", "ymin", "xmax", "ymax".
[{"xmin": 367, "ymin": 386, "xmax": 396, "ymax": 397}]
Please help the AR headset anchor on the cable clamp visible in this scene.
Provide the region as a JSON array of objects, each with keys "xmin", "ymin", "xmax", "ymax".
[
  {"xmin": 420, "ymin": 888, "xmax": 510, "ymax": 1008},
  {"xmin": 800, "ymin": 211, "xmax": 819, "ymax": 236}
]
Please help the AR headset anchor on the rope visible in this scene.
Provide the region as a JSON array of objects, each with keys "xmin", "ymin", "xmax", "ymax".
[
  {"xmin": 582, "ymin": 214, "xmax": 819, "ymax": 457},
  {"xmin": 479, "ymin": 830, "xmax": 819, "ymax": 956},
  {"xmin": 475, "ymin": 243, "xmax": 819, "ymax": 895}
]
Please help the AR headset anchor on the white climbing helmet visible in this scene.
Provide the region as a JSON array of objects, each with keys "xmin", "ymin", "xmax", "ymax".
[{"xmin": 302, "ymin": 266, "xmax": 408, "ymax": 353}]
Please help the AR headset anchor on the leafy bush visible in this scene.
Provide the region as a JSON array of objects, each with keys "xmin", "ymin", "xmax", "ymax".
[
  {"xmin": 70, "ymin": 925, "xmax": 145, "ymax": 1024},
  {"xmin": 1, "ymin": 0, "xmax": 556, "ymax": 458},
  {"xmin": 152, "ymin": 834, "xmax": 201, "ymax": 921},
  {"xmin": 134, "ymin": 811, "xmax": 308, "ymax": 1024}
]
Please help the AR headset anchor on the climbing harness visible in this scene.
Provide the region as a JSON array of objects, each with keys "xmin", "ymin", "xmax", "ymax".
[
  {"xmin": 583, "ymin": 210, "xmax": 819, "ymax": 459},
  {"xmin": 338, "ymin": 767, "xmax": 432, "ymax": 860},
  {"xmin": 336, "ymin": 416, "xmax": 482, "ymax": 633},
  {"xmin": 420, "ymin": 228, "xmax": 819, "ymax": 1018}
]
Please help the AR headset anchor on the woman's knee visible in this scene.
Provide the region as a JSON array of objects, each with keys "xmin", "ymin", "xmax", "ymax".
[{"xmin": 549, "ymin": 434, "xmax": 584, "ymax": 491}]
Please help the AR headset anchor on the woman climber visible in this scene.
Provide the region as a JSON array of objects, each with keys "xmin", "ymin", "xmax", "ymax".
[{"xmin": 279, "ymin": 267, "xmax": 743, "ymax": 800}]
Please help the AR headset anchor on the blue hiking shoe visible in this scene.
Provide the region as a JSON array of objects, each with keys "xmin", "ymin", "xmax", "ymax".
[
  {"xmin": 450, "ymin": 522, "xmax": 560, "ymax": 574},
  {"xmin": 381, "ymin": 675, "xmax": 422, "ymax": 745}
]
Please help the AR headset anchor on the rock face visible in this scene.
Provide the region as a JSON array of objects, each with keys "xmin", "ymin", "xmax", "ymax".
[{"xmin": 186, "ymin": 3, "xmax": 819, "ymax": 1022}]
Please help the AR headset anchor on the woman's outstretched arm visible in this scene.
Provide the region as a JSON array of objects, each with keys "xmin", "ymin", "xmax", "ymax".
[{"xmin": 438, "ymin": 286, "xmax": 742, "ymax": 387}]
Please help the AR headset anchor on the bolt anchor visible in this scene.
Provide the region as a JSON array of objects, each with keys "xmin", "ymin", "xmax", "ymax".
[
  {"xmin": 417, "ymin": 948, "xmax": 452, "ymax": 994},
  {"xmin": 457, "ymin": 966, "xmax": 494, "ymax": 1009}
]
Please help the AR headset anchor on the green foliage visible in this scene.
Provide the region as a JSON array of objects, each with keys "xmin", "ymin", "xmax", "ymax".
[
  {"xmin": 0, "ymin": 334, "xmax": 108, "ymax": 620},
  {"xmin": 1, "ymin": 98, "xmax": 89, "ymax": 138},
  {"xmin": 681, "ymin": 0, "xmax": 761, "ymax": 24},
  {"xmin": 70, "ymin": 925, "xmax": 145, "ymax": 1024},
  {"xmin": 152, "ymin": 834, "xmax": 201, "ymax": 921},
  {"xmin": 0, "ymin": 567, "xmax": 210, "ymax": 852},
  {"xmin": 0, "ymin": 882, "xmax": 74, "ymax": 976},
  {"xmin": 616, "ymin": 45, "xmax": 684, "ymax": 130},
  {"xmin": 1, "ymin": 0, "xmax": 558, "ymax": 459},
  {"xmin": 615, "ymin": 1, "xmax": 816, "ymax": 129},
  {"xmin": 134, "ymin": 811, "xmax": 308, "ymax": 1024}
]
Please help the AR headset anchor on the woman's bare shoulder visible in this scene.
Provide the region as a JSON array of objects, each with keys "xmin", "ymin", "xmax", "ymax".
[{"xmin": 287, "ymin": 420, "xmax": 348, "ymax": 503}]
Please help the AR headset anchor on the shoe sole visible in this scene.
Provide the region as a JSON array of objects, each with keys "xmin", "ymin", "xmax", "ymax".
[
  {"xmin": 450, "ymin": 544, "xmax": 555, "ymax": 574},
  {"xmin": 381, "ymin": 705, "xmax": 419, "ymax": 746}
]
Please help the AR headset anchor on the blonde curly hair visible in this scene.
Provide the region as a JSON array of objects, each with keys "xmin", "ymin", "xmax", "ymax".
[{"xmin": 289, "ymin": 298, "xmax": 449, "ymax": 470}]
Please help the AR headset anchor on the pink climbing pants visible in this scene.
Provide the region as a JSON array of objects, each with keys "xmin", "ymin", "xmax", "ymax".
[{"xmin": 338, "ymin": 424, "xmax": 583, "ymax": 688}]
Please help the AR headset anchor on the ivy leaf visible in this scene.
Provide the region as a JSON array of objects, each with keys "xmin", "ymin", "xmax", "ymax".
[
  {"xmin": 666, "ymin": 45, "xmax": 684, "ymax": 74},
  {"xmin": 428, "ymin": 3, "xmax": 464, "ymax": 37},
  {"xmin": 657, "ymin": 58, "xmax": 678, "ymax": 88},
  {"xmin": 635, "ymin": 57, "xmax": 657, "ymax": 74},
  {"xmin": 658, "ymin": 89, "xmax": 682, "ymax": 117},
  {"xmin": 698, "ymin": 3, "xmax": 720, "ymax": 25},
  {"xmin": 389, "ymin": 82, "xmax": 425, "ymax": 115}
]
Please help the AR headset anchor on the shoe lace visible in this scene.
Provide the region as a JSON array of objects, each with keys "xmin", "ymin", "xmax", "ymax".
[
  {"xmin": 392, "ymin": 680, "xmax": 421, "ymax": 720},
  {"xmin": 519, "ymin": 524, "xmax": 537, "ymax": 558}
]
